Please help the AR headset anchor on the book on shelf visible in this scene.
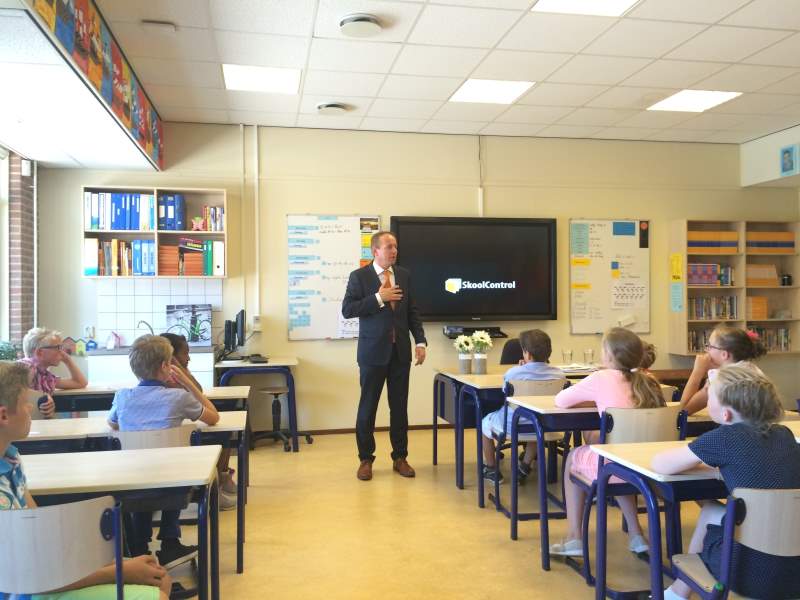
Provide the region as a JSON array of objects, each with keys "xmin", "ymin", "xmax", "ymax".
[
  {"xmin": 213, "ymin": 240, "xmax": 224, "ymax": 275},
  {"xmin": 746, "ymin": 231, "xmax": 795, "ymax": 254},
  {"xmin": 746, "ymin": 296, "xmax": 768, "ymax": 320},
  {"xmin": 688, "ymin": 295, "xmax": 738, "ymax": 320},
  {"xmin": 178, "ymin": 237, "xmax": 204, "ymax": 252},
  {"xmin": 83, "ymin": 238, "xmax": 98, "ymax": 276},
  {"xmin": 688, "ymin": 328, "xmax": 715, "ymax": 353},
  {"xmin": 687, "ymin": 263, "xmax": 735, "ymax": 286},
  {"xmin": 745, "ymin": 263, "xmax": 779, "ymax": 287},
  {"xmin": 687, "ymin": 230, "xmax": 738, "ymax": 254},
  {"xmin": 84, "ymin": 191, "xmax": 155, "ymax": 231},
  {"xmin": 749, "ymin": 327, "xmax": 791, "ymax": 352}
]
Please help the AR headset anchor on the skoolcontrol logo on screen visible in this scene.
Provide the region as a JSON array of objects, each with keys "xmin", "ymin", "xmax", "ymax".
[{"xmin": 444, "ymin": 278, "xmax": 516, "ymax": 294}]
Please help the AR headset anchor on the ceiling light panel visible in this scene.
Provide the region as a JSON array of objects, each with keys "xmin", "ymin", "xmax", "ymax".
[
  {"xmin": 531, "ymin": 0, "xmax": 640, "ymax": 17},
  {"xmin": 450, "ymin": 79, "xmax": 534, "ymax": 104},
  {"xmin": 222, "ymin": 64, "xmax": 301, "ymax": 94},
  {"xmin": 647, "ymin": 90, "xmax": 742, "ymax": 112}
]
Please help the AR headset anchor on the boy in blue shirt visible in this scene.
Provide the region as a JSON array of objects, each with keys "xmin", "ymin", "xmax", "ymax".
[
  {"xmin": 109, "ymin": 335, "xmax": 219, "ymax": 569},
  {"xmin": 0, "ymin": 361, "xmax": 171, "ymax": 600},
  {"xmin": 480, "ymin": 330, "xmax": 565, "ymax": 484}
]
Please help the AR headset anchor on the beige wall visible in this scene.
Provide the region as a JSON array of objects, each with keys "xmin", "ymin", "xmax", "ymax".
[{"xmin": 38, "ymin": 123, "xmax": 800, "ymax": 432}]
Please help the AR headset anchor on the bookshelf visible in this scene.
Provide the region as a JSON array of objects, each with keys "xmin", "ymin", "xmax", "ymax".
[
  {"xmin": 669, "ymin": 220, "xmax": 799, "ymax": 355},
  {"xmin": 81, "ymin": 186, "xmax": 227, "ymax": 279}
]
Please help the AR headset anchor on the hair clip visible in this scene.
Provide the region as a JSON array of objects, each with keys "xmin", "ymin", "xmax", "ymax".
[{"xmin": 746, "ymin": 329, "xmax": 759, "ymax": 340}]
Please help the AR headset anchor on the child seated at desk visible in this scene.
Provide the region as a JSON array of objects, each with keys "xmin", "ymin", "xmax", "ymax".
[
  {"xmin": 652, "ymin": 365, "xmax": 800, "ymax": 600},
  {"xmin": 550, "ymin": 327, "xmax": 665, "ymax": 557},
  {"xmin": 480, "ymin": 329, "xmax": 565, "ymax": 484},
  {"xmin": 161, "ymin": 332, "xmax": 237, "ymax": 511},
  {"xmin": 18, "ymin": 327, "xmax": 89, "ymax": 419},
  {"xmin": 0, "ymin": 361, "xmax": 171, "ymax": 600},
  {"xmin": 109, "ymin": 335, "xmax": 219, "ymax": 569}
]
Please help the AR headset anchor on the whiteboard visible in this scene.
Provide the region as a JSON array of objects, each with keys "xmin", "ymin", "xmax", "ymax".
[
  {"xmin": 569, "ymin": 219, "xmax": 650, "ymax": 334},
  {"xmin": 287, "ymin": 215, "xmax": 380, "ymax": 341}
]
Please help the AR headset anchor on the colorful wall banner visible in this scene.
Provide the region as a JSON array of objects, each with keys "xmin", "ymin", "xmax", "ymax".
[{"xmin": 28, "ymin": 0, "xmax": 164, "ymax": 169}]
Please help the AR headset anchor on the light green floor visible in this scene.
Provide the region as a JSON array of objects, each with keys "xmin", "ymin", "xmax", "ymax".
[{"xmin": 201, "ymin": 429, "xmax": 689, "ymax": 599}]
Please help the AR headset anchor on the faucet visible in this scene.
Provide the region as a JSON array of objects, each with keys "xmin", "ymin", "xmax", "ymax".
[{"xmin": 137, "ymin": 320, "xmax": 155, "ymax": 335}]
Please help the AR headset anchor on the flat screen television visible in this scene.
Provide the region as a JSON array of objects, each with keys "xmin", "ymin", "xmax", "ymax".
[{"xmin": 390, "ymin": 216, "xmax": 557, "ymax": 321}]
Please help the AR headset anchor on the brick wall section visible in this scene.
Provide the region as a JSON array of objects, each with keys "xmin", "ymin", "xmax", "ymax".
[{"xmin": 8, "ymin": 154, "xmax": 35, "ymax": 345}]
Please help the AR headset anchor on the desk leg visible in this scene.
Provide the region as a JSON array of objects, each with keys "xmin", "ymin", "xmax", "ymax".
[
  {"xmin": 210, "ymin": 480, "xmax": 220, "ymax": 600},
  {"xmin": 197, "ymin": 487, "xmax": 209, "ymax": 600},
  {"xmin": 595, "ymin": 469, "xmax": 611, "ymax": 600},
  {"xmin": 285, "ymin": 368, "xmax": 300, "ymax": 453},
  {"xmin": 510, "ymin": 410, "xmax": 520, "ymax": 540},
  {"xmin": 475, "ymin": 394, "xmax": 484, "ymax": 508},
  {"xmin": 237, "ymin": 430, "xmax": 246, "ymax": 574},
  {"xmin": 533, "ymin": 414, "xmax": 550, "ymax": 570},
  {"xmin": 432, "ymin": 377, "xmax": 439, "ymax": 466},
  {"xmin": 455, "ymin": 387, "xmax": 464, "ymax": 489}
]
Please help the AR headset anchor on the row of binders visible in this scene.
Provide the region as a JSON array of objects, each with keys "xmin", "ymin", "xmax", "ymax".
[
  {"xmin": 687, "ymin": 263, "xmax": 735, "ymax": 286},
  {"xmin": 158, "ymin": 240, "xmax": 224, "ymax": 276},
  {"xmin": 158, "ymin": 195, "xmax": 224, "ymax": 232},
  {"xmin": 83, "ymin": 238, "xmax": 156, "ymax": 276},
  {"xmin": 84, "ymin": 192, "xmax": 156, "ymax": 231}
]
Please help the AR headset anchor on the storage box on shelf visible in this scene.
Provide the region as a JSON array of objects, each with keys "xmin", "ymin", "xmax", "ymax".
[{"xmin": 81, "ymin": 186, "xmax": 227, "ymax": 279}]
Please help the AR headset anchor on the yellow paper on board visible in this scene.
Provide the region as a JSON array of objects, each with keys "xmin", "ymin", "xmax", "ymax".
[
  {"xmin": 571, "ymin": 282, "xmax": 591, "ymax": 290},
  {"xmin": 611, "ymin": 269, "xmax": 620, "ymax": 278},
  {"xmin": 361, "ymin": 233, "xmax": 372, "ymax": 247},
  {"xmin": 670, "ymin": 253, "xmax": 683, "ymax": 282},
  {"xmin": 572, "ymin": 257, "xmax": 590, "ymax": 266}
]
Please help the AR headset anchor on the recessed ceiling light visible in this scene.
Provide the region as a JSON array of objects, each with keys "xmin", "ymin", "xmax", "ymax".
[
  {"xmin": 317, "ymin": 102, "xmax": 351, "ymax": 115},
  {"xmin": 222, "ymin": 64, "xmax": 301, "ymax": 95},
  {"xmin": 449, "ymin": 79, "xmax": 534, "ymax": 104},
  {"xmin": 647, "ymin": 90, "xmax": 742, "ymax": 112},
  {"xmin": 531, "ymin": 0, "xmax": 640, "ymax": 17},
  {"xmin": 339, "ymin": 13, "xmax": 382, "ymax": 38}
]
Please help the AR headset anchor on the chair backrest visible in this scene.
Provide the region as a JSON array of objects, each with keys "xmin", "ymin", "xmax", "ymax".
[
  {"xmin": 734, "ymin": 488, "xmax": 800, "ymax": 556},
  {"xmin": 507, "ymin": 378, "xmax": 567, "ymax": 397},
  {"xmin": 112, "ymin": 423, "xmax": 197, "ymax": 450},
  {"xmin": 603, "ymin": 404, "xmax": 683, "ymax": 444},
  {"xmin": 0, "ymin": 496, "xmax": 121, "ymax": 594},
  {"xmin": 660, "ymin": 384, "xmax": 678, "ymax": 404},
  {"xmin": 500, "ymin": 338, "xmax": 523, "ymax": 365}
]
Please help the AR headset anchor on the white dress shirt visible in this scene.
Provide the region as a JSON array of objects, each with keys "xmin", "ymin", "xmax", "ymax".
[{"xmin": 372, "ymin": 262, "xmax": 426, "ymax": 348}]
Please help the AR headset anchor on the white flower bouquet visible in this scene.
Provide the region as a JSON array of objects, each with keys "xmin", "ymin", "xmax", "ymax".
[
  {"xmin": 453, "ymin": 335, "xmax": 474, "ymax": 353},
  {"xmin": 471, "ymin": 330, "xmax": 493, "ymax": 354}
]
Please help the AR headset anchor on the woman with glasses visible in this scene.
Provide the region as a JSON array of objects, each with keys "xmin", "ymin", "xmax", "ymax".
[
  {"xmin": 17, "ymin": 327, "xmax": 88, "ymax": 418},
  {"xmin": 680, "ymin": 324, "xmax": 766, "ymax": 415}
]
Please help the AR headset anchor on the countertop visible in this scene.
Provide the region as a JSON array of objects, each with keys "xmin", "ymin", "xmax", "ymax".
[{"xmin": 87, "ymin": 345, "xmax": 216, "ymax": 356}]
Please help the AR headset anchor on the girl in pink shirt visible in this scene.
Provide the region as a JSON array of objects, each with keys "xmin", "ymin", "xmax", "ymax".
[{"xmin": 550, "ymin": 327, "xmax": 665, "ymax": 557}]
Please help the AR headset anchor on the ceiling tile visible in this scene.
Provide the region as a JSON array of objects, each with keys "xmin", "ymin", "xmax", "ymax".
[
  {"xmin": 430, "ymin": 0, "xmax": 532, "ymax": 8},
  {"xmin": 109, "ymin": 22, "xmax": 219, "ymax": 61},
  {"xmin": 472, "ymin": 50, "xmax": 571, "ymax": 81},
  {"xmin": 709, "ymin": 93, "xmax": 798, "ymax": 114},
  {"xmin": 701, "ymin": 131, "xmax": 756, "ymax": 144},
  {"xmin": 615, "ymin": 110, "xmax": 694, "ymax": 128},
  {"xmin": 590, "ymin": 127, "xmax": 661, "ymax": 140},
  {"xmin": 621, "ymin": 59, "xmax": 726, "ymax": 88},
  {"xmin": 648, "ymin": 129, "xmax": 714, "ymax": 142},
  {"xmin": 209, "ymin": 0, "xmax": 317, "ymax": 36},
  {"xmin": 300, "ymin": 94, "xmax": 371, "ymax": 115},
  {"xmin": 728, "ymin": 114, "xmax": 800, "ymax": 132},
  {"xmin": 0, "ymin": 10, "xmax": 61, "ymax": 64},
  {"xmin": 368, "ymin": 98, "xmax": 443, "ymax": 119},
  {"xmin": 314, "ymin": 0, "xmax": 424, "ymax": 42},
  {"xmin": 548, "ymin": 55, "xmax": 652, "ymax": 86},
  {"xmin": 408, "ymin": 5, "xmax": 520, "ymax": 48},
  {"xmin": 517, "ymin": 82, "xmax": 608, "ymax": 106},
  {"xmin": 131, "ymin": 58, "xmax": 224, "ymax": 88},
  {"xmin": 673, "ymin": 113, "xmax": 746, "ymax": 130},
  {"xmin": 96, "ymin": 0, "xmax": 211, "ymax": 28},
  {"xmin": 722, "ymin": 0, "xmax": 800, "ymax": 31},
  {"xmin": 378, "ymin": 75, "xmax": 463, "ymax": 100},
  {"xmin": 309, "ymin": 38, "xmax": 401, "ymax": 72},
  {"xmin": 214, "ymin": 31, "xmax": 309, "ymax": 69},
  {"xmin": 227, "ymin": 111, "xmax": 297, "ymax": 126},
  {"xmin": 421, "ymin": 120, "xmax": 485, "ymax": 134},
  {"xmin": 776, "ymin": 101, "xmax": 800, "ymax": 116},
  {"xmin": 583, "ymin": 19, "xmax": 706, "ymax": 58},
  {"xmin": 480, "ymin": 123, "xmax": 547, "ymax": 136},
  {"xmin": 628, "ymin": 0, "xmax": 750, "ymax": 24},
  {"xmin": 760, "ymin": 73, "xmax": 800, "ymax": 95},
  {"xmin": 744, "ymin": 33, "xmax": 800, "ymax": 68},
  {"xmin": 296, "ymin": 114, "xmax": 364, "ymax": 129},
  {"xmin": 433, "ymin": 102, "xmax": 508, "ymax": 121},
  {"xmin": 226, "ymin": 90, "xmax": 301, "ymax": 112},
  {"xmin": 392, "ymin": 45, "xmax": 486, "ymax": 77},
  {"xmin": 557, "ymin": 107, "xmax": 637, "ymax": 127},
  {"xmin": 158, "ymin": 107, "xmax": 229, "ymax": 123},
  {"xmin": 499, "ymin": 13, "xmax": 615, "ymax": 53},
  {"xmin": 146, "ymin": 85, "xmax": 228, "ymax": 110},
  {"xmin": 303, "ymin": 71, "xmax": 386, "ymax": 97},
  {"xmin": 693, "ymin": 65, "xmax": 799, "ymax": 93},
  {"xmin": 665, "ymin": 26, "xmax": 791, "ymax": 63},
  {"xmin": 495, "ymin": 104, "xmax": 574, "ymax": 123},
  {"xmin": 360, "ymin": 117, "xmax": 425, "ymax": 132},
  {"xmin": 536, "ymin": 124, "xmax": 603, "ymax": 138},
  {"xmin": 586, "ymin": 86, "xmax": 677, "ymax": 109}
]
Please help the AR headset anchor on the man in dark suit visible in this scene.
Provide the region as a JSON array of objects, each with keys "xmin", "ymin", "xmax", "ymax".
[{"xmin": 342, "ymin": 231, "xmax": 427, "ymax": 481}]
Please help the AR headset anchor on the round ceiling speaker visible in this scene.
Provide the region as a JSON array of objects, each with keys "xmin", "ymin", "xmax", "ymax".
[
  {"xmin": 339, "ymin": 13, "xmax": 382, "ymax": 38},
  {"xmin": 316, "ymin": 102, "xmax": 351, "ymax": 115}
]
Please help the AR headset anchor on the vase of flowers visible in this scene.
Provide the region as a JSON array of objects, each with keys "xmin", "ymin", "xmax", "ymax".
[
  {"xmin": 453, "ymin": 335, "xmax": 474, "ymax": 374},
  {"xmin": 471, "ymin": 330, "xmax": 493, "ymax": 375}
]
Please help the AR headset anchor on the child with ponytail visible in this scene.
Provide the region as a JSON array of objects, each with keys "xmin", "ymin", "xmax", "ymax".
[{"xmin": 549, "ymin": 327, "xmax": 665, "ymax": 557}]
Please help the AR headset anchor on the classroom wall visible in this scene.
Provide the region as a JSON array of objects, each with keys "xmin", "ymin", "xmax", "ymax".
[{"xmin": 37, "ymin": 123, "xmax": 800, "ymax": 433}]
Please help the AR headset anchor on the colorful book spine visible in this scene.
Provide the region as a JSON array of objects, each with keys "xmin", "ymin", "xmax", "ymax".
[
  {"xmin": 174, "ymin": 194, "xmax": 186, "ymax": 231},
  {"xmin": 83, "ymin": 238, "xmax": 98, "ymax": 275},
  {"xmin": 745, "ymin": 231, "xmax": 795, "ymax": 254},
  {"xmin": 687, "ymin": 231, "xmax": 738, "ymax": 254}
]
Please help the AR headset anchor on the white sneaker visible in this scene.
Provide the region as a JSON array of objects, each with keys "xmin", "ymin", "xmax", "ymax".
[
  {"xmin": 549, "ymin": 538, "xmax": 583, "ymax": 556},
  {"xmin": 220, "ymin": 490, "xmax": 237, "ymax": 511},
  {"xmin": 628, "ymin": 534, "xmax": 649, "ymax": 554}
]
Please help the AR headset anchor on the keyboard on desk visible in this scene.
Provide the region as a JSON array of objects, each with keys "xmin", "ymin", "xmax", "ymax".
[{"xmin": 248, "ymin": 354, "xmax": 268, "ymax": 364}]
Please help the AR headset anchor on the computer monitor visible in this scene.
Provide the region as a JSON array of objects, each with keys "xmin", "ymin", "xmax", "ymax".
[
  {"xmin": 235, "ymin": 309, "xmax": 246, "ymax": 348},
  {"xmin": 223, "ymin": 320, "xmax": 236, "ymax": 353}
]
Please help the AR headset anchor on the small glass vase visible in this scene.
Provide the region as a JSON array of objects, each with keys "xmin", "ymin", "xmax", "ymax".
[
  {"xmin": 458, "ymin": 353, "xmax": 473, "ymax": 374},
  {"xmin": 473, "ymin": 353, "xmax": 488, "ymax": 375}
]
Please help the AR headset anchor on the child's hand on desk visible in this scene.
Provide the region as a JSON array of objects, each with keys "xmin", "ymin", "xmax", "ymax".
[
  {"xmin": 39, "ymin": 394, "xmax": 55, "ymax": 419},
  {"xmin": 123, "ymin": 554, "xmax": 168, "ymax": 586}
]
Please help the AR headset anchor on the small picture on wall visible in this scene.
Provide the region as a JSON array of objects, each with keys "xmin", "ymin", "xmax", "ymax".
[
  {"xmin": 780, "ymin": 144, "xmax": 798, "ymax": 177},
  {"xmin": 166, "ymin": 304, "xmax": 212, "ymax": 347}
]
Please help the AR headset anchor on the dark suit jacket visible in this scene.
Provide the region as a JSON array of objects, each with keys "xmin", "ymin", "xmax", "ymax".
[{"xmin": 341, "ymin": 263, "xmax": 426, "ymax": 366}]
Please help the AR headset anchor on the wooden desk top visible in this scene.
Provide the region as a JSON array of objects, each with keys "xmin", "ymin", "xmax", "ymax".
[
  {"xmin": 591, "ymin": 441, "xmax": 719, "ymax": 483},
  {"xmin": 26, "ymin": 411, "xmax": 247, "ymax": 441},
  {"xmin": 437, "ymin": 372, "xmax": 505, "ymax": 388},
  {"xmin": 24, "ymin": 445, "xmax": 221, "ymax": 495},
  {"xmin": 53, "ymin": 385, "xmax": 250, "ymax": 401},
  {"xmin": 508, "ymin": 395, "xmax": 597, "ymax": 414},
  {"xmin": 215, "ymin": 357, "xmax": 298, "ymax": 369}
]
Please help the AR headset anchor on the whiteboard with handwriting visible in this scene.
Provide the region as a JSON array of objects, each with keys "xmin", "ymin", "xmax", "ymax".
[
  {"xmin": 569, "ymin": 219, "xmax": 650, "ymax": 334},
  {"xmin": 287, "ymin": 215, "xmax": 380, "ymax": 340}
]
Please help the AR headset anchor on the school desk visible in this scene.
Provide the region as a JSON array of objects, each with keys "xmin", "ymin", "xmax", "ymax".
[{"xmin": 52, "ymin": 385, "xmax": 252, "ymax": 413}]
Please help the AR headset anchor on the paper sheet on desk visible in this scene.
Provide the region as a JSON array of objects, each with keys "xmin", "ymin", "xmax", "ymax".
[{"xmin": 556, "ymin": 363, "xmax": 596, "ymax": 372}]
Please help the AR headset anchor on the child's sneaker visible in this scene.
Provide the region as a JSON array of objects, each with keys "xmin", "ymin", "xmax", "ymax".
[
  {"xmin": 220, "ymin": 469, "xmax": 237, "ymax": 495},
  {"xmin": 220, "ymin": 490, "xmax": 237, "ymax": 511},
  {"xmin": 628, "ymin": 534, "xmax": 649, "ymax": 554},
  {"xmin": 549, "ymin": 538, "xmax": 583, "ymax": 556},
  {"xmin": 156, "ymin": 538, "xmax": 198, "ymax": 570},
  {"xmin": 482, "ymin": 465, "xmax": 504, "ymax": 484},
  {"xmin": 518, "ymin": 460, "xmax": 533, "ymax": 482}
]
